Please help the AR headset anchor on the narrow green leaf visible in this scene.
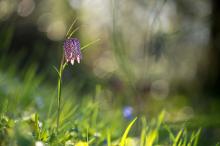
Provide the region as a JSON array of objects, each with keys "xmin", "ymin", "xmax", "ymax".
[
  {"xmin": 193, "ymin": 128, "xmax": 201, "ymax": 146},
  {"xmin": 157, "ymin": 111, "xmax": 165, "ymax": 128},
  {"xmin": 140, "ymin": 117, "xmax": 146, "ymax": 146},
  {"xmin": 146, "ymin": 130, "xmax": 158, "ymax": 146},
  {"xmin": 173, "ymin": 129, "xmax": 184, "ymax": 146},
  {"xmin": 81, "ymin": 39, "xmax": 100, "ymax": 51},
  {"xmin": 66, "ymin": 18, "xmax": 78, "ymax": 38},
  {"xmin": 34, "ymin": 113, "xmax": 40, "ymax": 140},
  {"xmin": 52, "ymin": 65, "xmax": 60, "ymax": 77},
  {"xmin": 67, "ymin": 27, "xmax": 80, "ymax": 39},
  {"xmin": 188, "ymin": 131, "xmax": 195, "ymax": 146},
  {"xmin": 120, "ymin": 117, "xmax": 137, "ymax": 146},
  {"xmin": 164, "ymin": 124, "xmax": 175, "ymax": 142},
  {"xmin": 62, "ymin": 62, "xmax": 67, "ymax": 70},
  {"xmin": 107, "ymin": 129, "xmax": 111, "ymax": 146},
  {"xmin": 178, "ymin": 139, "xmax": 183, "ymax": 146},
  {"xmin": 183, "ymin": 129, "xmax": 188, "ymax": 146}
]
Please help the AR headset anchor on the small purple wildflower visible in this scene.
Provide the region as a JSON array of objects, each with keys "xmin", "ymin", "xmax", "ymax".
[
  {"xmin": 123, "ymin": 106, "xmax": 133, "ymax": 120},
  {"xmin": 63, "ymin": 38, "xmax": 82, "ymax": 65}
]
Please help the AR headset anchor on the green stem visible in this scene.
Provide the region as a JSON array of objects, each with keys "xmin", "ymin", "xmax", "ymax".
[{"xmin": 56, "ymin": 54, "xmax": 66, "ymax": 133}]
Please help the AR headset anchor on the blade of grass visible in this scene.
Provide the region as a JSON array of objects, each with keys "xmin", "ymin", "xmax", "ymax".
[
  {"xmin": 107, "ymin": 129, "xmax": 111, "ymax": 146},
  {"xmin": 188, "ymin": 131, "xmax": 195, "ymax": 146},
  {"xmin": 146, "ymin": 129, "xmax": 158, "ymax": 146},
  {"xmin": 173, "ymin": 128, "xmax": 184, "ymax": 146},
  {"xmin": 34, "ymin": 113, "xmax": 40, "ymax": 140},
  {"xmin": 193, "ymin": 128, "xmax": 201, "ymax": 146},
  {"xmin": 157, "ymin": 110, "xmax": 165, "ymax": 128},
  {"xmin": 178, "ymin": 139, "xmax": 183, "ymax": 146},
  {"xmin": 60, "ymin": 105, "xmax": 78, "ymax": 125},
  {"xmin": 183, "ymin": 129, "xmax": 188, "ymax": 146},
  {"xmin": 140, "ymin": 117, "xmax": 146, "ymax": 146},
  {"xmin": 67, "ymin": 27, "xmax": 80, "ymax": 39},
  {"xmin": 66, "ymin": 18, "xmax": 78, "ymax": 38},
  {"xmin": 47, "ymin": 90, "xmax": 56, "ymax": 121},
  {"xmin": 164, "ymin": 124, "xmax": 175, "ymax": 142},
  {"xmin": 119, "ymin": 117, "xmax": 137, "ymax": 146},
  {"xmin": 52, "ymin": 65, "xmax": 60, "ymax": 77},
  {"xmin": 81, "ymin": 39, "xmax": 100, "ymax": 51}
]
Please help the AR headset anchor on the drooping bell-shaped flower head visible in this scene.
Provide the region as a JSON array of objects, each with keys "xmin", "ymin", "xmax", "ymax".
[{"xmin": 63, "ymin": 38, "xmax": 82, "ymax": 65}]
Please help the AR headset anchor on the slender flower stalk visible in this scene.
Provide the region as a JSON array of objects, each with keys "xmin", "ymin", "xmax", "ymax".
[
  {"xmin": 56, "ymin": 19, "xmax": 81, "ymax": 133},
  {"xmin": 56, "ymin": 54, "xmax": 66, "ymax": 133},
  {"xmin": 55, "ymin": 18, "xmax": 99, "ymax": 133},
  {"xmin": 56, "ymin": 38, "xmax": 81, "ymax": 132}
]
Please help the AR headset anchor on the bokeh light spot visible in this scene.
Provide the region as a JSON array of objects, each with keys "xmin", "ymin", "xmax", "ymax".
[
  {"xmin": 17, "ymin": 0, "xmax": 35, "ymax": 17},
  {"xmin": 46, "ymin": 20, "xmax": 66, "ymax": 41}
]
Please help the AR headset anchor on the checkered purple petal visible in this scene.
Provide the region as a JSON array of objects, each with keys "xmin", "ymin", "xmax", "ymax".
[{"xmin": 63, "ymin": 38, "xmax": 82, "ymax": 65}]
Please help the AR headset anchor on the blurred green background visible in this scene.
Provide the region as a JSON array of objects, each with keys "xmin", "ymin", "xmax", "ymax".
[{"xmin": 0, "ymin": 0, "xmax": 220, "ymax": 145}]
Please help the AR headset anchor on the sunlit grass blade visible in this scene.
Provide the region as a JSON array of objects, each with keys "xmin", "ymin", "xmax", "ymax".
[
  {"xmin": 34, "ymin": 113, "xmax": 40, "ymax": 140},
  {"xmin": 173, "ymin": 128, "xmax": 184, "ymax": 146},
  {"xmin": 107, "ymin": 129, "xmax": 111, "ymax": 146},
  {"xmin": 60, "ymin": 104, "xmax": 78, "ymax": 126},
  {"xmin": 183, "ymin": 129, "xmax": 188, "ymax": 146},
  {"xmin": 164, "ymin": 124, "xmax": 175, "ymax": 142},
  {"xmin": 193, "ymin": 128, "xmax": 201, "ymax": 146},
  {"xmin": 140, "ymin": 117, "xmax": 146, "ymax": 146},
  {"xmin": 145, "ymin": 111, "xmax": 165, "ymax": 146},
  {"xmin": 157, "ymin": 110, "xmax": 165, "ymax": 128},
  {"xmin": 88, "ymin": 137, "xmax": 95, "ymax": 144},
  {"xmin": 145, "ymin": 129, "xmax": 158, "ymax": 146},
  {"xmin": 91, "ymin": 104, "xmax": 99, "ymax": 127},
  {"xmin": 188, "ymin": 131, "xmax": 196, "ymax": 146},
  {"xmin": 119, "ymin": 117, "xmax": 137, "ymax": 146},
  {"xmin": 178, "ymin": 139, "xmax": 183, "ymax": 146}
]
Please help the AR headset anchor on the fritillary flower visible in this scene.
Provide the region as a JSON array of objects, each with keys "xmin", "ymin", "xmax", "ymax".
[{"xmin": 63, "ymin": 38, "xmax": 82, "ymax": 65}]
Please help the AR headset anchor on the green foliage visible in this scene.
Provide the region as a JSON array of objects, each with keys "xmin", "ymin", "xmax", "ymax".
[
  {"xmin": 0, "ymin": 63, "xmax": 216, "ymax": 146},
  {"xmin": 119, "ymin": 117, "xmax": 137, "ymax": 146},
  {"xmin": 0, "ymin": 29, "xmax": 216, "ymax": 145}
]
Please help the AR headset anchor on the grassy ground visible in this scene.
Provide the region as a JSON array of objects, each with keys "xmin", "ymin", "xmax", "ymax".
[
  {"xmin": 0, "ymin": 64, "xmax": 217, "ymax": 146},
  {"xmin": 0, "ymin": 22, "xmax": 219, "ymax": 145}
]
